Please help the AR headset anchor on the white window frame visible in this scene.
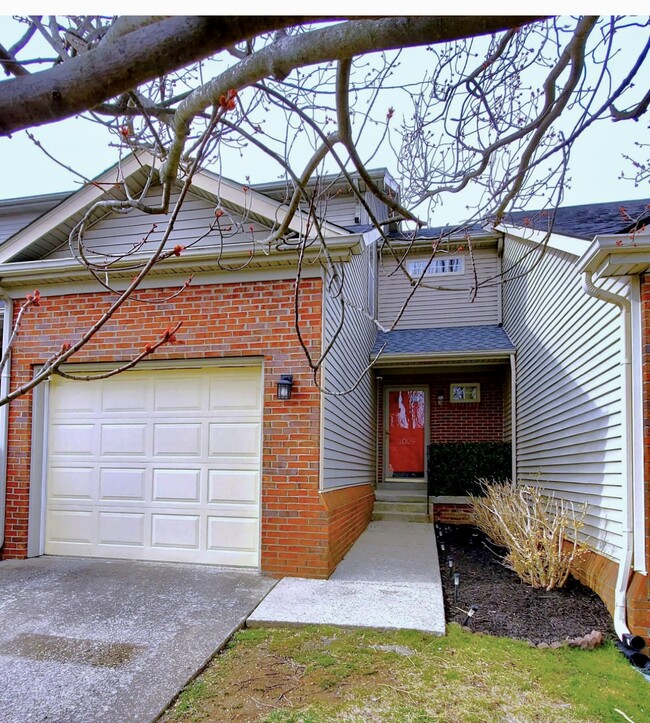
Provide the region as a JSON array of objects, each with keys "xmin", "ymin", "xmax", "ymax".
[{"xmin": 408, "ymin": 256, "xmax": 464, "ymax": 277}]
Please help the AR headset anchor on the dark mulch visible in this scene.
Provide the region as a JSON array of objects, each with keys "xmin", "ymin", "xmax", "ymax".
[{"xmin": 437, "ymin": 524, "xmax": 615, "ymax": 645}]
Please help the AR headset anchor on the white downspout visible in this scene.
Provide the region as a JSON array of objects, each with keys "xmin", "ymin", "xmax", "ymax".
[
  {"xmin": 0, "ymin": 290, "xmax": 12, "ymax": 550},
  {"xmin": 581, "ymin": 271, "xmax": 641, "ymax": 645}
]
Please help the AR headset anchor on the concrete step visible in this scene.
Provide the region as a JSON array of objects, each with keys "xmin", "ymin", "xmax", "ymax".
[
  {"xmin": 375, "ymin": 491, "xmax": 427, "ymax": 503},
  {"xmin": 377, "ymin": 481, "xmax": 427, "ymax": 491},
  {"xmin": 372, "ymin": 510, "xmax": 430, "ymax": 523},
  {"xmin": 374, "ymin": 501, "xmax": 428, "ymax": 514}
]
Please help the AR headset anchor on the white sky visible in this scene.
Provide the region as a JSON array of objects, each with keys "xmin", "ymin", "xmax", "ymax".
[{"xmin": 0, "ymin": 12, "xmax": 648, "ymax": 225}]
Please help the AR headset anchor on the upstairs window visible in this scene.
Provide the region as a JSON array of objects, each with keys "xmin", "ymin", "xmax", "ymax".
[{"xmin": 408, "ymin": 256, "xmax": 464, "ymax": 277}]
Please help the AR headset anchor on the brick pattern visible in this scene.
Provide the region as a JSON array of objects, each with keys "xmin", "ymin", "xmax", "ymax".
[
  {"xmin": 376, "ymin": 369, "xmax": 506, "ymax": 483},
  {"xmin": 1, "ymin": 278, "xmax": 370, "ymax": 577},
  {"xmin": 571, "ymin": 549, "xmax": 649, "ymax": 644},
  {"xmin": 432, "ymin": 503, "xmax": 474, "ymax": 525}
]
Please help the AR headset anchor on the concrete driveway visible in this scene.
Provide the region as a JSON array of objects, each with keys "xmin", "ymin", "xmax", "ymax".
[{"xmin": 0, "ymin": 556, "xmax": 276, "ymax": 723}]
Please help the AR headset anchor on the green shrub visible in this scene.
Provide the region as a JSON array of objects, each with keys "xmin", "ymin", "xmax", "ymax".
[{"xmin": 427, "ymin": 442, "xmax": 511, "ymax": 496}]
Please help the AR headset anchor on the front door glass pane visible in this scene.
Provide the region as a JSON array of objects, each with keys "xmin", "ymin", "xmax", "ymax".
[{"xmin": 387, "ymin": 390, "xmax": 425, "ymax": 478}]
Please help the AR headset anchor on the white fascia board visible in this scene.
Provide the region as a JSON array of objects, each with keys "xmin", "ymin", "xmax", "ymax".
[
  {"xmin": 578, "ymin": 233, "xmax": 650, "ymax": 276},
  {"xmin": 196, "ymin": 171, "xmax": 349, "ymax": 238},
  {"xmin": 0, "ymin": 151, "xmax": 156, "ymax": 265},
  {"xmin": 0, "ymin": 234, "xmax": 363, "ymax": 290},
  {"xmin": 495, "ymin": 224, "xmax": 590, "ymax": 258}
]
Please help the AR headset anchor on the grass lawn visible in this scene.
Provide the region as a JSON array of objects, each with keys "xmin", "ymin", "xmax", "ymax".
[{"xmin": 159, "ymin": 623, "xmax": 648, "ymax": 723}]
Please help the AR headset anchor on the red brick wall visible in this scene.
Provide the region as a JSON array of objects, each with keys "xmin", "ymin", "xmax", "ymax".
[
  {"xmin": 432, "ymin": 503, "xmax": 474, "ymax": 525},
  {"xmin": 571, "ymin": 550, "xmax": 649, "ymax": 644},
  {"xmin": 376, "ymin": 369, "xmax": 506, "ymax": 483},
  {"xmin": 1, "ymin": 278, "xmax": 370, "ymax": 577}
]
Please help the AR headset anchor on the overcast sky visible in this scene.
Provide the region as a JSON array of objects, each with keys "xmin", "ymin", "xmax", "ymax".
[{"xmin": 1, "ymin": 13, "xmax": 648, "ymax": 225}]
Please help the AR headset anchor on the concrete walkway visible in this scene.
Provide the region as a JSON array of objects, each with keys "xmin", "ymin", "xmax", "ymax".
[{"xmin": 248, "ymin": 520, "xmax": 445, "ymax": 634}]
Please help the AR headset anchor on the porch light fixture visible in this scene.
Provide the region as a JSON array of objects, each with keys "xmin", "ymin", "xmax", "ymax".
[{"xmin": 276, "ymin": 374, "xmax": 294, "ymax": 400}]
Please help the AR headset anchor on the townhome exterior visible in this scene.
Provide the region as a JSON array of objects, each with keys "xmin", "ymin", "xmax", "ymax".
[
  {"xmin": 0, "ymin": 153, "xmax": 390, "ymax": 579},
  {"xmin": 0, "ymin": 155, "xmax": 648, "ymax": 640}
]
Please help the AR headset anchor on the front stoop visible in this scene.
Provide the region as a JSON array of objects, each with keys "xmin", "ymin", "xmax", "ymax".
[{"xmin": 373, "ymin": 483, "xmax": 429, "ymax": 523}]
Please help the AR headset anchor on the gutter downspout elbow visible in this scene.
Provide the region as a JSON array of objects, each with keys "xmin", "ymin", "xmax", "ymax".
[
  {"xmin": 0, "ymin": 289, "xmax": 12, "ymax": 550},
  {"xmin": 581, "ymin": 271, "xmax": 642, "ymax": 646}
]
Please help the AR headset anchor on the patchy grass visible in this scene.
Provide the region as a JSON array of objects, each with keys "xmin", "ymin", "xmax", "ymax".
[{"xmin": 159, "ymin": 624, "xmax": 648, "ymax": 723}]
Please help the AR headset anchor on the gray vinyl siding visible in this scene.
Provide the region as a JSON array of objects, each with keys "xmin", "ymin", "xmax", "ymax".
[
  {"xmin": 321, "ymin": 244, "xmax": 377, "ymax": 490},
  {"xmin": 316, "ymin": 194, "xmax": 358, "ymax": 227},
  {"xmin": 378, "ymin": 248, "xmax": 500, "ymax": 329},
  {"xmin": 502, "ymin": 234, "xmax": 625, "ymax": 560},
  {"xmin": 46, "ymin": 188, "xmax": 272, "ymax": 260}
]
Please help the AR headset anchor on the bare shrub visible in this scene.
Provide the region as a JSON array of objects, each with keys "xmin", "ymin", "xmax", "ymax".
[{"xmin": 469, "ymin": 480, "xmax": 589, "ymax": 590}]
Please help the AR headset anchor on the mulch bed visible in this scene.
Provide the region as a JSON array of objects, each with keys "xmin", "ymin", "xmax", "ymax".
[{"xmin": 437, "ymin": 524, "xmax": 615, "ymax": 646}]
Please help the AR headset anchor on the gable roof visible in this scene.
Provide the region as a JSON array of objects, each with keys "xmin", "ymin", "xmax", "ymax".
[{"xmin": 0, "ymin": 151, "xmax": 352, "ymax": 265}]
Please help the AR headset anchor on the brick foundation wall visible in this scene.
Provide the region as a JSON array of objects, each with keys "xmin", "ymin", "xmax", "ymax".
[
  {"xmin": 432, "ymin": 502, "xmax": 474, "ymax": 525},
  {"xmin": 571, "ymin": 549, "xmax": 649, "ymax": 644},
  {"xmin": 377, "ymin": 369, "xmax": 506, "ymax": 483},
  {"xmin": 323, "ymin": 485, "xmax": 375, "ymax": 575},
  {"xmin": 1, "ymin": 277, "xmax": 369, "ymax": 577}
]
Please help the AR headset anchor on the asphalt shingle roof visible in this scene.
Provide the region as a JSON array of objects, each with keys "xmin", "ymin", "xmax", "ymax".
[
  {"xmin": 382, "ymin": 199, "xmax": 650, "ymax": 243},
  {"xmin": 505, "ymin": 198, "xmax": 650, "ymax": 240},
  {"xmin": 372, "ymin": 325, "xmax": 515, "ymax": 357}
]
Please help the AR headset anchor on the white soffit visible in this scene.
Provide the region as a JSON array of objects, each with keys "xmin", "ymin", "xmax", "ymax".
[{"xmin": 579, "ymin": 232, "xmax": 650, "ymax": 278}]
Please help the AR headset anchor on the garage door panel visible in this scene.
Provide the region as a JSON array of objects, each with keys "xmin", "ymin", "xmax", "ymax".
[
  {"xmin": 49, "ymin": 467, "xmax": 95, "ymax": 500},
  {"xmin": 151, "ymin": 514, "xmax": 200, "ymax": 549},
  {"xmin": 153, "ymin": 423, "xmax": 202, "ymax": 456},
  {"xmin": 154, "ymin": 377, "xmax": 203, "ymax": 411},
  {"xmin": 99, "ymin": 468, "xmax": 146, "ymax": 501},
  {"xmin": 52, "ymin": 384, "xmax": 99, "ymax": 413},
  {"xmin": 100, "ymin": 424, "xmax": 147, "ymax": 456},
  {"xmin": 152, "ymin": 469, "xmax": 201, "ymax": 502},
  {"xmin": 208, "ymin": 470, "xmax": 259, "ymax": 504},
  {"xmin": 98, "ymin": 512, "xmax": 145, "ymax": 546},
  {"xmin": 209, "ymin": 423, "xmax": 260, "ymax": 457},
  {"xmin": 207, "ymin": 517, "xmax": 258, "ymax": 552},
  {"xmin": 209, "ymin": 376, "xmax": 262, "ymax": 411},
  {"xmin": 50, "ymin": 424, "xmax": 95, "ymax": 456},
  {"xmin": 46, "ymin": 366, "xmax": 261, "ymax": 566},
  {"xmin": 48, "ymin": 510, "xmax": 94, "ymax": 544},
  {"xmin": 101, "ymin": 380, "xmax": 149, "ymax": 412}
]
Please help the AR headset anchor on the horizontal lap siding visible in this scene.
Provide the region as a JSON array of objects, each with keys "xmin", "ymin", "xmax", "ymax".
[
  {"xmin": 322, "ymin": 245, "xmax": 376, "ymax": 490},
  {"xmin": 46, "ymin": 189, "xmax": 270, "ymax": 260},
  {"xmin": 0, "ymin": 209, "xmax": 46, "ymax": 244},
  {"xmin": 316, "ymin": 195, "xmax": 358, "ymax": 227},
  {"xmin": 502, "ymin": 234, "xmax": 624, "ymax": 560},
  {"xmin": 378, "ymin": 247, "xmax": 500, "ymax": 329}
]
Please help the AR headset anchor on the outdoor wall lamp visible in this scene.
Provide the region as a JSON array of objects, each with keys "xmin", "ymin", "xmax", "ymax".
[
  {"xmin": 437, "ymin": 393, "xmax": 445, "ymax": 405},
  {"xmin": 276, "ymin": 374, "xmax": 294, "ymax": 400}
]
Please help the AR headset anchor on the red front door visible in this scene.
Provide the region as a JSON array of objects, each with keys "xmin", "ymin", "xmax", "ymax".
[{"xmin": 386, "ymin": 388, "xmax": 426, "ymax": 479}]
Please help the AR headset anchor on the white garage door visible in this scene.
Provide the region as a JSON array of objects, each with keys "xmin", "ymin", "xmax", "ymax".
[{"xmin": 45, "ymin": 365, "xmax": 262, "ymax": 566}]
